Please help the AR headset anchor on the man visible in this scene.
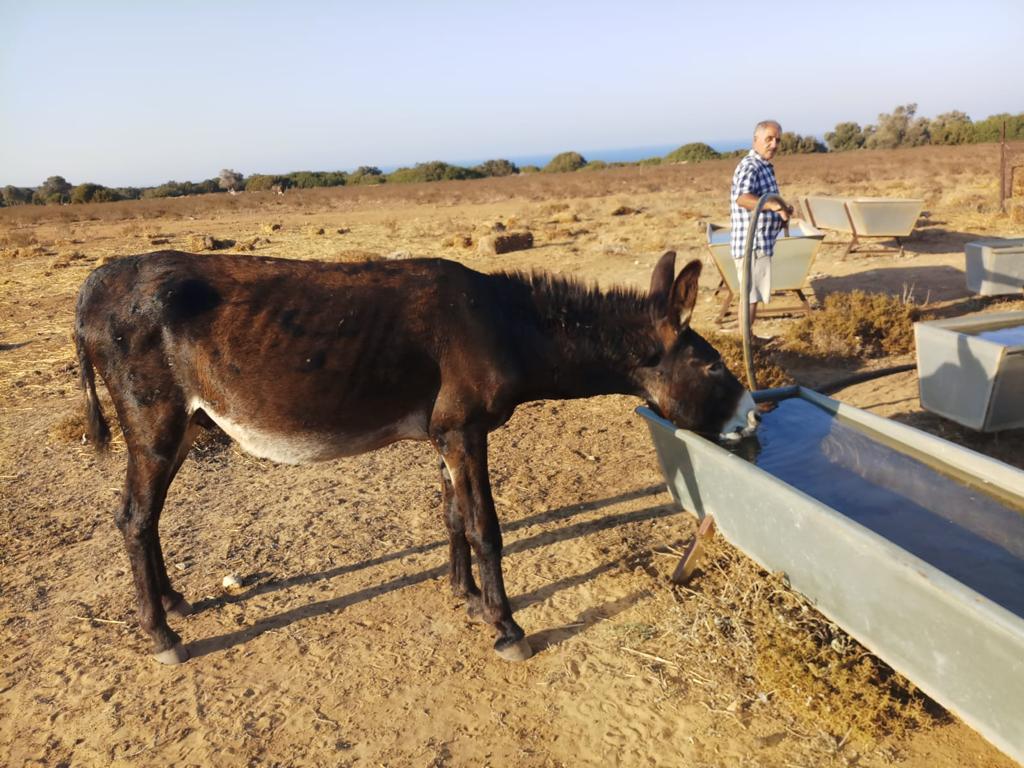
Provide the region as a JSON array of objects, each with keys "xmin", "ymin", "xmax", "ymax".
[{"xmin": 730, "ymin": 120, "xmax": 794, "ymax": 336}]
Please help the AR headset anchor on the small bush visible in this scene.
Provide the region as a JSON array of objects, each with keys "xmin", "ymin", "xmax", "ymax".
[
  {"xmin": 664, "ymin": 143, "xmax": 720, "ymax": 163},
  {"xmin": 387, "ymin": 161, "xmax": 483, "ymax": 184},
  {"xmin": 473, "ymin": 158, "xmax": 518, "ymax": 177},
  {"xmin": 543, "ymin": 152, "xmax": 587, "ymax": 173},
  {"xmin": 786, "ymin": 291, "xmax": 920, "ymax": 359}
]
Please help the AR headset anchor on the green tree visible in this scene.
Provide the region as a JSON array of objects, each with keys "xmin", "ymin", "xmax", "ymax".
[
  {"xmin": 1, "ymin": 185, "xmax": 33, "ymax": 206},
  {"xmin": 824, "ymin": 121, "xmax": 865, "ymax": 151},
  {"xmin": 970, "ymin": 113, "xmax": 1024, "ymax": 143},
  {"xmin": 543, "ymin": 151, "xmax": 587, "ymax": 173},
  {"xmin": 928, "ymin": 111, "xmax": 973, "ymax": 145},
  {"xmin": 34, "ymin": 175, "xmax": 72, "ymax": 204},
  {"xmin": 664, "ymin": 143, "xmax": 719, "ymax": 163},
  {"xmin": 865, "ymin": 104, "xmax": 930, "ymax": 149},
  {"xmin": 70, "ymin": 183, "xmax": 121, "ymax": 203},
  {"xmin": 218, "ymin": 168, "xmax": 244, "ymax": 192}
]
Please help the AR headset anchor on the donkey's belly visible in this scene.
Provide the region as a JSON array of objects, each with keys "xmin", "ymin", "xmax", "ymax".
[{"xmin": 189, "ymin": 398, "xmax": 429, "ymax": 464}]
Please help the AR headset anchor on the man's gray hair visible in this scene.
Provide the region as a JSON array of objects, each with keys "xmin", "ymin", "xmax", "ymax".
[{"xmin": 754, "ymin": 120, "xmax": 782, "ymax": 136}]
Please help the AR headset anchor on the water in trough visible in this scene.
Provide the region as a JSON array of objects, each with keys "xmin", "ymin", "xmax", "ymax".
[{"xmin": 740, "ymin": 397, "xmax": 1024, "ymax": 619}]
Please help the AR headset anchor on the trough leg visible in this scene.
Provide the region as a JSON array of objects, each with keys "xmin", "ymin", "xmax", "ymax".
[
  {"xmin": 439, "ymin": 459, "xmax": 483, "ymax": 617},
  {"xmin": 433, "ymin": 428, "xmax": 530, "ymax": 662}
]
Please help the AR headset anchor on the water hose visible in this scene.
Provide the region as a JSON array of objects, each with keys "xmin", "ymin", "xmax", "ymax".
[
  {"xmin": 738, "ymin": 194, "xmax": 918, "ymax": 395},
  {"xmin": 739, "ymin": 192, "xmax": 788, "ymax": 391}
]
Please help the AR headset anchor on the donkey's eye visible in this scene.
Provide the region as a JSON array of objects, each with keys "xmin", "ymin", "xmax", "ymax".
[{"xmin": 707, "ymin": 360, "xmax": 725, "ymax": 375}]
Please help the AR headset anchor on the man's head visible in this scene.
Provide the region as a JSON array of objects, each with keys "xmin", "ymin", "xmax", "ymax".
[{"xmin": 753, "ymin": 120, "xmax": 782, "ymax": 161}]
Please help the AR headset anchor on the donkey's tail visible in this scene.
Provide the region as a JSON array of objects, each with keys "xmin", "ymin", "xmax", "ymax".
[{"xmin": 75, "ymin": 330, "xmax": 111, "ymax": 450}]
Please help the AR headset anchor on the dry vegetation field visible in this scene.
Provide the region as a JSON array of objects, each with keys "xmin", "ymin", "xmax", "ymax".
[{"xmin": 2, "ymin": 143, "xmax": 1023, "ymax": 767}]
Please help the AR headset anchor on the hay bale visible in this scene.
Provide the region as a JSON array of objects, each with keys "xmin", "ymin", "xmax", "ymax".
[
  {"xmin": 188, "ymin": 234, "xmax": 214, "ymax": 251},
  {"xmin": 188, "ymin": 234, "xmax": 234, "ymax": 251},
  {"xmin": 478, "ymin": 231, "xmax": 534, "ymax": 255}
]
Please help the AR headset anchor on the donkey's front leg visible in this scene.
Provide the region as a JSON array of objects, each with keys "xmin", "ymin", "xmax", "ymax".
[{"xmin": 432, "ymin": 428, "xmax": 531, "ymax": 661}]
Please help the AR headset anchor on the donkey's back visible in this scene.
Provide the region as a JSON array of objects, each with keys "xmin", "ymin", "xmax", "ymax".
[{"xmin": 75, "ymin": 251, "xmax": 529, "ymax": 464}]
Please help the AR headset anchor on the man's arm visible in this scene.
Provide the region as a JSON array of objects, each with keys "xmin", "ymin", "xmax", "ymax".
[{"xmin": 736, "ymin": 192, "xmax": 793, "ymax": 221}]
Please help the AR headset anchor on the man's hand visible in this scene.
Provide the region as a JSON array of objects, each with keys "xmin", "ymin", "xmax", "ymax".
[{"xmin": 773, "ymin": 200, "xmax": 794, "ymax": 222}]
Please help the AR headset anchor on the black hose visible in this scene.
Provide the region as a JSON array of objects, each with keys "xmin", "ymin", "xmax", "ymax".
[
  {"xmin": 811, "ymin": 363, "xmax": 917, "ymax": 396},
  {"xmin": 739, "ymin": 192, "xmax": 789, "ymax": 391}
]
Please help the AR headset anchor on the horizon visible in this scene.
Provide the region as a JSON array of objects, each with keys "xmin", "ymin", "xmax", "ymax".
[{"xmin": 2, "ymin": 1, "xmax": 1021, "ymax": 189}]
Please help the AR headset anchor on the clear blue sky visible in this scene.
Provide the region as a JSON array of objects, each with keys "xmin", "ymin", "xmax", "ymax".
[{"xmin": 1, "ymin": 0, "xmax": 1021, "ymax": 188}]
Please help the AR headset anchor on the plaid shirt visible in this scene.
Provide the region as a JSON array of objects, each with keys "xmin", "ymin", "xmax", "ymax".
[{"xmin": 730, "ymin": 149, "xmax": 783, "ymax": 259}]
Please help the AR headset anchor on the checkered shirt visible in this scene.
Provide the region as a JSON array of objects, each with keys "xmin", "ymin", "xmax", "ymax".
[{"xmin": 730, "ymin": 149, "xmax": 783, "ymax": 260}]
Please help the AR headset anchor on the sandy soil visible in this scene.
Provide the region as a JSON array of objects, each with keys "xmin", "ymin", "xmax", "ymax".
[{"xmin": 2, "ymin": 144, "xmax": 1023, "ymax": 767}]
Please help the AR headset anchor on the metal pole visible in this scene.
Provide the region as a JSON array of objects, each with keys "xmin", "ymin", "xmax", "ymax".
[
  {"xmin": 739, "ymin": 192, "xmax": 787, "ymax": 391},
  {"xmin": 1000, "ymin": 120, "xmax": 1008, "ymax": 212}
]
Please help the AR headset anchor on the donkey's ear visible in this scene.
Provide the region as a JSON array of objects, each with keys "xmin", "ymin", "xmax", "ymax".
[
  {"xmin": 670, "ymin": 259, "xmax": 702, "ymax": 332},
  {"xmin": 648, "ymin": 250, "xmax": 677, "ymax": 327},
  {"xmin": 651, "ymin": 253, "xmax": 702, "ymax": 348}
]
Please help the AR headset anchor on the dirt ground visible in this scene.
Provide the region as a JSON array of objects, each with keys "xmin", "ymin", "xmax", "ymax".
[{"xmin": 2, "ymin": 144, "xmax": 1023, "ymax": 767}]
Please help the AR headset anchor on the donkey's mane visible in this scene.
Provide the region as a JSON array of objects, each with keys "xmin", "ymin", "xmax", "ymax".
[{"xmin": 494, "ymin": 269, "xmax": 660, "ymax": 366}]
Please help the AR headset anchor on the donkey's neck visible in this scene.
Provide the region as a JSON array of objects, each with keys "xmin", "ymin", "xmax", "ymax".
[{"xmin": 506, "ymin": 271, "xmax": 661, "ymax": 401}]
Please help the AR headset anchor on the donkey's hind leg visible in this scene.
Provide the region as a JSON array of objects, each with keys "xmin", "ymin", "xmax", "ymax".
[
  {"xmin": 114, "ymin": 400, "xmax": 200, "ymax": 664},
  {"xmin": 439, "ymin": 459, "xmax": 483, "ymax": 618}
]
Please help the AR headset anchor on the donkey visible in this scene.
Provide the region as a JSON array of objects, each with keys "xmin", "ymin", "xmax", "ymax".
[{"xmin": 75, "ymin": 250, "xmax": 757, "ymax": 664}]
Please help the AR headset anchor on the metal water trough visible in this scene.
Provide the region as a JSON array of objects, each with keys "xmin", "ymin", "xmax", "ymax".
[
  {"xmin": 639, "ymin": 387, "xmax": 1024, "ymax": 763},
  {"xmin": 802, "ymin": 196, "xmax": 923, "ymax": 256},
  {"xmin": 965, "ymin": 238, "xmax": 1024, "ymax": 296},
  {"xmin": 705, "ymin": 220, "xmax": 824, "ymax": 323},
  {"xmin": 916, "ymin": 311, "xmax": 1024, "ymax": 431}
]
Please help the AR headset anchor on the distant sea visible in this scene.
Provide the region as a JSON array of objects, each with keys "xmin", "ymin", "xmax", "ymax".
[
  {"xmin": 480, "ymin": 140, "xmax": 750, "ymax": 169},
  {"xmin": 377, "ymin": 140, "xmax": 752, "ymax": 173}
]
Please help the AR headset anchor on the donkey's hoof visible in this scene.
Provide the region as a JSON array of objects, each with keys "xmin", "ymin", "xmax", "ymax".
[
  {"xmin": 153, "ymin": 642, "xmax": 190, "ymax": 665},
  {"xmin": 494, "ymin": 637, "xmax": 532, "ymax": 662},
  {"xmin": 166, "ymin": 597, "xmax": 193, "ymax": 618}
]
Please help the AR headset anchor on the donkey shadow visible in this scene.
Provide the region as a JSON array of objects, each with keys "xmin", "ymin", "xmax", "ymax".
[{"xmin": 187, "ymin": 486, "xmax": 676, "ymax": 659}]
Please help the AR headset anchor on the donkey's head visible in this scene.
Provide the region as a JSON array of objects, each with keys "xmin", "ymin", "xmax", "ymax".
[{"xmin": 641, "ymin": 252, "xmax": 758, "ymax": 442}]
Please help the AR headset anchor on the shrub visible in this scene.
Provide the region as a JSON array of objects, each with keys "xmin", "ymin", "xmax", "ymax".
[
  {"xmin": 347, "ymin": 166, "xmax": 384, "ymax": 185},
  {"xmin": 473, "ymin": 158, "xmax": 519, "ymax": 177},
  {"xmin": 825, "ymin": 122, "xmax": 865, "ymax": 151},
  {"xmin": 664, "ymin": 142, "xmax": 720, "ymax": 163},
  {"xmin": 387, "ymin": 161, "xmax": 482, "ymax": 184},
  {"xmin": 543, "ymin": 151, "xmax": 587, "ymax": 173},
  {"xmin": 778, "ymin": 132, "xmax": 826, "ymax": 154},
  {"xmin": 245, "ymin": 174, "xmax": 293, "ymax": 192},
  {"xmin": 580, "ymin": 160, "xmax": 609, "ymax": 171},
  {"xmin": 519, "ymin": 165, "xmax": 541, "ymax": 174},
  {"xmin": 928, "ymin": 111, "xmax": 973, "ymax": 145},
  {"xmin": 786, "ymin": 291, "xmax": 920, "ymax": 359}
]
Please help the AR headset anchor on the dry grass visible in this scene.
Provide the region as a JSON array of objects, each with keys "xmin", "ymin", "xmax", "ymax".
[
  {"xmin": 619, "ymin": 536, "xmax": 939, "ymax": 757},
  {"xmin": 785, "ymin": 291, "xmax": 921, "ymax": 359},
  {"xmin": 700, "ymin": 328, "xmax": 795, "ymax": 388}
]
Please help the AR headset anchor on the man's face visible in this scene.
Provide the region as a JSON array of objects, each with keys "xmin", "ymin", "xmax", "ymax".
[{"xmin": 753, "ymin": 124, "xmax": 782, "ymax": 160}]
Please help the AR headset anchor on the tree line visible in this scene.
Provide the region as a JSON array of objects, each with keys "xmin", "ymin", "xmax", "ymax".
[{"xmin": 4, "ymin": 105, "xmax": 1022, "ymax": 207}]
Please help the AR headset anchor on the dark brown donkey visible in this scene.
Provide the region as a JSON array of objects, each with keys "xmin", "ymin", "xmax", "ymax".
[{"xmin": 75, "ymin": 250, "xmax": 757, "ymax": 664}]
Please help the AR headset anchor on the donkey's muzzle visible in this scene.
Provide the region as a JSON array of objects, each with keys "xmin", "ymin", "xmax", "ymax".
[{"xmin": 718, "ymin": 391, "xmax": 760, "ymax": 444}]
